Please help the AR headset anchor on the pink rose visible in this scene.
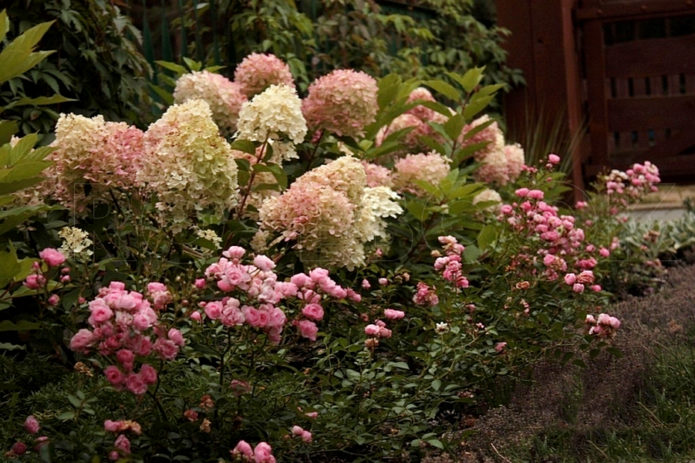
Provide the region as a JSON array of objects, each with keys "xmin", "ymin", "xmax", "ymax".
[
  {"xmin": 291, "ymin": 425, "xmax": 304, "ymax": 436},
  {"xmin": 384, "ymin": 309, "xmax": 405, "ymax": 320},
  {"xmin": 140, "ymin": 364, "xmax": 158, "ymax": 384},
  {"xmin": 23, "ymin": 415, "xmax": 40, "ymax": 434},
  {"xmin": 153, "ymin": 338, "xmax": 179, "ymax": 360},
  {"xmin": 514, "ymin": 187, "xmax": 529, "ymax": 197},
  {"xmin": 39, "ymin": 248, "xmax": 66, "ymax": 267},
  {"xmin": 168, "ymin": 328, "xmax": 185, "ymax": 346},
  {"xmin": 223, "ymin": 246, "xmax": 246, "ymax": 260},
  {"xmin": 24, "ymin": 274, "xmax": 46, "ymax": 289},
  {"xmin": 253, "ymin": 255, "xmax": 275, "ymax": 271},
  {"xmin": 204, "ymin": 301, "xmax": 223, "ymax": 320},
  {"xmin": 266, "ymin": 307, "xmax": 286, "ymax": 328},
  {"xmin": 563, "ymin": 273, "xmax": 576, "ymax": 285},
  {"xmin": 47, "ymin": 294, "xmax": 60, "ymax": 306},
  {"xmin": 231, "ymin": 440, "xmax": 253, "ymax": 459},
  {"xmin": 116, "ymin": 349, "xmax": 135, "ymax": 371},
  {"xmin": 301, "ymin": 430, "xmax": 312, "ymax": 443},
  {"xmin": 301, "ymin": 303, "xmax": 324, "ymax": 321},
  {"xmin": 194, "ymin": 278, "xmax": 206, "ymax": 289},
  {"xmin": 104, "ymin": 365, "xmax": 124, "ymax": 386},
  {"xmin": 114, "ymin": 434, "xmax": 131, "ymax": 454},
  {"xmin": 548, "ymin": 154, "xmax": 560, "ymax": 164},
  {"xmin": 243, "ymin": 306, "xmax": 264, "ymax": 327},
  {"xmin": 361, "ymin": 279, "xmax": 371, "ymax": 289},
  {"xmin": 495, "ymin": 341, "xmax": 507, "ymax": 353},
  {"xmin": 365, "ymin": 324, "xmax": 380, "ymax": 336},
  {"xmin": 70, "ymin": 329, "xmax": 95, "ymax": 353},
  {"xmin": 125, "ymin": 373, "xmax": 147, "ymax": 395},
  {"xmin": 305, "ymin": 411, "xmax": 318, "ymax": 419},
  {"xmin": 297, "ymin": 320, "xmax": 318, "ymax": 341},
  {"xmin": 527, "ymin": 189, "xmax": 544, "ymax": 200},
  {"xmin": 11, "ymin": 441, "xmax": 27, "ymax": 455},
  {"xmin": 572, "ymin": 283, "xmax": 585, "ymax": 293},
  {"xmin": 254, "ymin": 442, "xmax": 276, "ymax": 463},
  {"xmin": 104, "ymin": 420, "xmax": 122, "ymax": 432},
  {"xmin": 190, "ymin": 311, "xmax": 202, "ymax": 322},
  {"xmin": 599, "ymin": 247, "xmax": 610, "ymax": 257}
]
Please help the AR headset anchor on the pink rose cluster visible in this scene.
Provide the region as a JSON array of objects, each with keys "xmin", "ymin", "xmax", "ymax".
[
  {"xmin": 602, "ymin": 161, "xmax": 661, "ymax": 212},
  {"xmin": 291, "ymin": 425, "xmax": 313, "ymax": 443},
  {"xmin": 200, "ymin": 246, "xmax": 353, "ymax": 343},
  {"xmin": 434, "ymin": 236, "xmax": 470, "ymax": 289},
  {"xmin": 24, "ymin": 248, "xmax": 70, "ymax": 307},
  {"xmin": 585, "ymin": 313, "xmax": 621, "ymax": 338},
  {"xmin": 104, "ymin": 419, "xmax": 141, "ymax": 460},
  {"xmin": 412, "ymin": 281, "xmax": 439, "ymax": 307},
  {"xmin": 501, "ymin": 188, "xmax": 607, "ymax": 284},
  {"xmin": 69, "ymin": 281, "xmax": 183, "ymax": 395},
  {"xmin": 302, "ymin": 69, "xmax": 378, "ymax": 138},
  {"xmin": 364, "ymin": 319, "xmax": 394, "ymax": 348},
  {"xmin": 290, "ymin": 267, "xmax": 357, "ymax": 342},
  {"xmin": 231, "ymin": 440, "xmax": 276, "ymax": 463}
]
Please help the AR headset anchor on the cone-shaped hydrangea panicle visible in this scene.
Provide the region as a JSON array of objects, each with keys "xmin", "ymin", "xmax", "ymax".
[
  {"xmin": 302, "ymin": 69, "xmax": 378, "ymax": 138},
  {"xmin": 138, "ymin": 99, "xmax": 238, "ymax": 231},
  {"xmin": 234, "ymin": 52, "xmax": 295, "ymax": 98},
  {"xmin": 47, "ymin": 114, "xmax": 144, "ymax": 212},
  {"xmin": 236, "ymin": 84, "xmax": 307, "ymax": 163},
  {"xmin": 392, "ymin": 152, "xmax": 451, "ymax": 196},
  {"xmin": 173, "ymin": 70, "xmax": 247, "ymax": 136},
  {"xmin": 258, "ymin": 156, "xmax": 402, "ymax": 269}
]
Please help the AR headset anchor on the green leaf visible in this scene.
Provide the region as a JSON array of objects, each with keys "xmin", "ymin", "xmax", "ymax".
[
  {"xmin": 431, "ymin": 379, "xmax": 441, "ymax": 391},
  {"xmin": 448, "ymin": 67, "xmax": 485, "ymax": 93},
  {"xmin": 149, "ymin": 84, "xmax": 174, "ymax": 106},
  {"xmin": 3, "ymin": 94, "xmax": 74, "ymax": 110},
  {"xmin": 0, "ymin": 342, "xmax": 25, "ymax": 351},
  {"xmin": 57, "ymin": 411, "xmax": 75, "ymax": 421},
  {"xmin": 463, "ymin": 93, "xmax": 494, "ymax": 121},
  {"xmin": 0, "ymin": 20, "xmax": 55, "ymax": 84},
  {"xmin": 253, "ymin": 163, "xmax": 287, "ymax": 189},
  {"xmin": 0, "ymin": 10, "xmax": 9, "ymax": 43},
  {"xmin": 427, "ymin": 438, "xmax": 445, "ymax": 450},
  {"xmin": 377, "ymin": 73, "xmax": 401, "ymax": 110},
  {"xmin": 0, "ymin": 121, "xmax": 18, "ymax": 144},
  {"xmin": 0, "ymin": 320, "xmax": 40, "ymax": 332},
  {"xmin": 0, "ymin": 247, "xmax": 20, "ymax": 287},
  {"xmin": 230, "ymin": 139, "xmax": 256, "ymax": 155},
  {"xmin": 405, "ymin": 200, "xmax": 430, "ymax": 222},
  {"xmin": 477, "ymin": 224, "xmax": 498, "ymax": 250},
  {"xmin": 155, "ymin": 60, "xmax": 188, "ymax": 75},
  {"xmin": 443, "ymin": 113, "xmax": 465, "ymax": 141},
  {"xmin": 424, "ymin": 79, "xmax": 461, "ymax": 102}
]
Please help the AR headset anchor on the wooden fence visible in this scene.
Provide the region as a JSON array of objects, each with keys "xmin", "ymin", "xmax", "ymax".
[{"xmin": 497, "ymin": 0, "xmax": 695, "ymax": 193}]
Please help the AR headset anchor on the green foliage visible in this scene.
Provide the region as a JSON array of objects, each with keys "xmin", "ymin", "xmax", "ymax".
[
  {"xmin": 1, "ymin": 0, "xmax": 151, "ymax": 134},
  {"xmin": 144, "ymin": 0, "xmax": 522, "ymax": 100}
]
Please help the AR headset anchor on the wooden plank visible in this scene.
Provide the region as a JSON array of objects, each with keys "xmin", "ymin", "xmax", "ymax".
[
  {"xmin": 607, "ymin": 95, "xmax": 695, "ymax": 131},
  {"xmin": 583, "ymin": 19, "xmax": 610, "ymax": 168},
  {"xmin": 576, "ymin": 2, "xmax": 695, "ymax": 21},
  {"xmin": 604, "ymin": 34, "xmax": 695, "ymax": 77}
]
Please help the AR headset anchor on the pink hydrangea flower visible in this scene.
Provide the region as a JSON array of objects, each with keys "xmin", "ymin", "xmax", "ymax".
[
  {"xmin": 302, "ymin": 69, "xmax": 378, "ymax": 137},
  {"xmin": 234, "ymin": 53, "xmax": 295, "ymax": 98}
]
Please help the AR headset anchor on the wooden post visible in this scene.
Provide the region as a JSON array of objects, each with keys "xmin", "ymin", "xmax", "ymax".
[{"xmin": 496, "ymin": 0, "xmax": 587, "ymax": 199}]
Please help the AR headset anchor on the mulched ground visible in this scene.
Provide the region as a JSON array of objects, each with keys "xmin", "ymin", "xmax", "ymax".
[{"xmin": 426, "ymin": 263, "xmax": 695, "ymax": 463}]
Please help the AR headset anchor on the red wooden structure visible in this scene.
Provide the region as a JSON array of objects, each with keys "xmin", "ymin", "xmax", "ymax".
[{"xmin": 497, "ymin": 0, "xmax": 695, "ymax": 195}]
